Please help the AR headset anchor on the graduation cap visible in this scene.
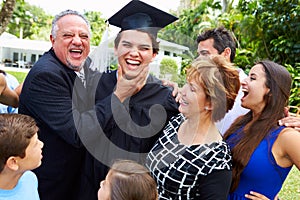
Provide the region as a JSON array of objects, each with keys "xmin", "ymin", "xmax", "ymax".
[{"xmin": 107, "ymin": 0, "xmax": 178, "ymax": 38}]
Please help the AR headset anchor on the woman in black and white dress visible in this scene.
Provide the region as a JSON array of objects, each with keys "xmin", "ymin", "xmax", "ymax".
[{"xmin": 146, "ymin": 55, "xmax": 240, "ymax": 200}]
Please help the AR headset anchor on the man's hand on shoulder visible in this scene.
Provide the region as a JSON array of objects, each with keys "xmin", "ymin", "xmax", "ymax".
[{"xmin": 162, "ymin": 79, "xmax": 180, "ymax": 102}]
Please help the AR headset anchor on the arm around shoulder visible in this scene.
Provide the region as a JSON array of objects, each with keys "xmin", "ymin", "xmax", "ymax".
[{"xmin": 279, "ymin": 116, "xmax": 300, "ymax": 131}]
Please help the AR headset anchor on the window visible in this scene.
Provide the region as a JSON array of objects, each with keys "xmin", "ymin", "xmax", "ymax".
[
  {"xmin": 13, "ymin": 52, "xmax": 19, "ymax": 62},
  {"xmin": 31, "ymin": 54, "xmax": 36, "ymax": 63}
]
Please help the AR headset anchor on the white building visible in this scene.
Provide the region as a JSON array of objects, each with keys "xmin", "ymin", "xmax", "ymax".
[
  {"xmin": 0, "ymin": 32, "xmax": 51, "ymax": 68},
  {"xmin": 0, "ymin": 32, "xmax": 189, "ymax": 75}
]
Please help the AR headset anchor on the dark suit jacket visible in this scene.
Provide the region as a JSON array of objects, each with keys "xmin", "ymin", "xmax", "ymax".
[{"xmin": 19, "ymin": 48, "xmax": 97, "ymax": 200}]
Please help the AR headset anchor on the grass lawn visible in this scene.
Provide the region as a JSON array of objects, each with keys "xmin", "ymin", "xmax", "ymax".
[
  {"xmin": 6, "ymin": 70, "xmax": 28, "ymax": 83},
  {"xmin": 6, "ymin": 70, "xmax": 300, "ymax": 199},
  {"xmin": 279, "ymin": 166, "xmax": 300, "ymax": 200}
]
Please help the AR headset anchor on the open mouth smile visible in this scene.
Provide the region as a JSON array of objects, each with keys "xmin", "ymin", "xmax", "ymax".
[
  {"xmin": 242, "ymin": 88, "xmax": 249, "ymax": 100},
  {"xmin": 126, "ymin": 59, "xmax": 141, "ymax": 65}
]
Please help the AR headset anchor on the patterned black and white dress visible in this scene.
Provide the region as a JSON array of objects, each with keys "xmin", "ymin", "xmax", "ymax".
[{"xmin": 146, "ymin": 114, "xmax": 232, "ymax": 200}]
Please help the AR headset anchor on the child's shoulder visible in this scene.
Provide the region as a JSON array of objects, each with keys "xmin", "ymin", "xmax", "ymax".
[{"xmin": 20, "ymin": 171, "xmax": 38, "ymax": 183}]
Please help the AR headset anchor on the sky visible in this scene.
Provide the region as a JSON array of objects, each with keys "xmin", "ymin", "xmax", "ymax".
[{"xmin": 25, "ymin": 0, "xmax": 181, "ymax": 18}]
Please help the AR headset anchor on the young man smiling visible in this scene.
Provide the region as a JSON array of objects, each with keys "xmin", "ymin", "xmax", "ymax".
[{"xmin": 78, "ymin": 1, "xmax": 179, "ymax": 199}]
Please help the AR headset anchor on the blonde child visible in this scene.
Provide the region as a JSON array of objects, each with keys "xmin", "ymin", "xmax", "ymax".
[{"xmin": 98, "ymin": 160, "xmax": 158, "ymax": 200}]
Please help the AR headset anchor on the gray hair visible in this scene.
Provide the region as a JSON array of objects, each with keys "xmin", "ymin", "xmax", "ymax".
[{"xmin": 51, "ymin": 9, "xmax": 91, "ymax": 39}]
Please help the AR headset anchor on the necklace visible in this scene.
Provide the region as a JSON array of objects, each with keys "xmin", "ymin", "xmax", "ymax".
[
  {"xmin": 178, "ymin": 121, "xmax": 202, "ymax": 145},
  {"xmin": 190, "ymin": 130, "xmax": 198, "ymax": 145},
  {"xmin": 178, "ymin": 120, "xmax": 217, "ymax": 146}
]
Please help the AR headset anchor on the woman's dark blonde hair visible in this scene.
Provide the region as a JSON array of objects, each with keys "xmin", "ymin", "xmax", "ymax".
[
  {"xmin": 223, "ymin": 60, "xmax": 292, "ymax": 192},
  {"xmin": 109, "ymin": 160, "xmax": 158, "ymax": 200},
  {"xmin": 186, "ymin": 55, "xmax": 240, "ymax": 122}
]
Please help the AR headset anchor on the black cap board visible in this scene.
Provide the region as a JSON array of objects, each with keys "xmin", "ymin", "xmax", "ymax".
[{"xmin": 107, "ymin": 0, "xmax": 178, "ymax": 37}]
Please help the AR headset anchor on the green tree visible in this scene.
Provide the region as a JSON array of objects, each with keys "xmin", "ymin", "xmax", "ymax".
[
  {"xmin": 160, "ymin": 0, "xmax": 222, "ymax": 55},
  {"xmin": 159, "ymin": 0, "xmax": 223, "ymax": 80},
  {"xmin": 3, "ymin": 2, "xmax": 107, "ymax": 44},
  {"xmin": 26, "ymin": 5, "xmax": 52, "ymax": 41},
  {"xmin": 286, "ymin": 63, "xmax": 300, "ymax": 107},
  {"xmin": 5, "ymin": 0, "xmax": 52, "ymax": 40},
  {"xmin": 236, "ymin": 0, "xmax": 300, "ymax": 106},
  {"xmin": 237, "ymin": 0, "xmax": 300, "ymax": 66},
  {"xmin": 160, "ymin": 57, "xmax": 178, "ymax": 77},
  {"xmin": 160, "ymin": 0, "xmax": 299, "ymax": 106},
  {"xmin": 159, "ymin": 57, "xmax": 185, "ymax": 86},
  {"xmin": 84, "ymin": 11, "xmax": 106, "ymax": 46}
]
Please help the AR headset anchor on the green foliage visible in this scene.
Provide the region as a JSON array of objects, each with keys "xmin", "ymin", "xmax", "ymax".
[
  {"xmin": 236, "ymin": 0, "xmax": 300, "ymax": 106},
  {"xmin": 26, "ymin": 6, "xmax": 52, "ymax": 41},
  {"xmin": 6, "ymin": 0, "xmax": 52, "ymax": 40},
  {"xmin": 237, "ymin": 0, "xmax": 300, "ymax": 66},
  {"xmin": 5, "ymin": 2, "xmax": 107, "ymax": 45},
  {"xmin": 173, "ymin": 73, "xmax": 186, "ymax": 88},
  {"xmin": 234, "ymin": 48, "xmax": 254, "ymax": 70},
  {"xmin": 159, "ymin": 0, "xmax": 222, "ymax": 55},
  {"xmin": 159, "ymin": 57, "xmax": 185, "ymax": 85},
  {"xmin": 158, "ymin": 0, "xmax": 224, "ymax": 81},
  {"xmin": 108, "ymin": 63, "xmax": 118, "ymax": 71},
  {"xmin": 286, "ymin": 63, "xmax": 300, "ymax": 106},
  {"xmin": 84, "ymin": 11, "xmax": 106, "ymax": 46},
  {"xmin": 160, "ymin": 0, "xmax": 299, "ymax": 106},
  {"xmin": 160, "ymin": 58, "xmax": 178, "ymax": 75}
]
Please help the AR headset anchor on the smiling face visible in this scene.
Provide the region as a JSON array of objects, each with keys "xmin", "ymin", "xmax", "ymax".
[
  {"xmin": 50, "ymin": 14, "xmax": 90, "ymax": 71},
  {"xmin": 114, "ymin": 30, "xmax": 156, "ymax": 79},
  {"xmin": 17, "ymin": 133, "xmax": 44, "ymax": 171},
  {"xmin": 241, "ymin": 64, "xmax": 270, "ymax": 115},
  {"xmin": 179, "ymin": 80, "xmax": 210, "ymax": 119}
]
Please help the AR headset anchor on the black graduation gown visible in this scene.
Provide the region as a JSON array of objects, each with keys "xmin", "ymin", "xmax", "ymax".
[{"xmin": 78, "ymin": 70, "xmax": 179, "ymax": 200}]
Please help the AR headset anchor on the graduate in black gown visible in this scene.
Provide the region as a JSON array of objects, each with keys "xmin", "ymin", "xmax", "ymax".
[{"xmin": 78, "ymin": 1, "xmax": 179, "ymax": 199}]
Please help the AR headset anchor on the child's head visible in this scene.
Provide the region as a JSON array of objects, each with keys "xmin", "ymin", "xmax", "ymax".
[
  {"xmin": 98, "ymin": 160, "xmax": 158, "ymax": 200},
  {"xmin": 0, "ymin": 114, "xmax": 43, "ymax": 173}
]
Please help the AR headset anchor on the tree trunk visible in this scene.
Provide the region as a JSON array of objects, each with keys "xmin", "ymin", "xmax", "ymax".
[
  {"xmin": 222, "ymin": 0, "xmax": 228, "ymax": 13},
  {"xmin": 0, "ymin": 0, "xmax": 17, "ymax": 35}
]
